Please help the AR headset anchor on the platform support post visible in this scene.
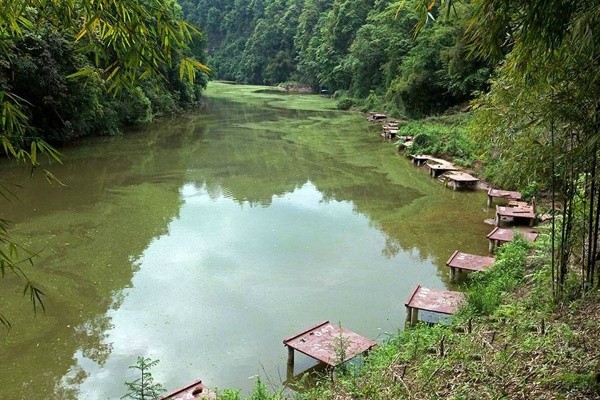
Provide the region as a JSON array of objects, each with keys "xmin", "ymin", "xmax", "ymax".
[
  {"xmin": 410, "ymin": 308, "xmax": 419, "ymax": 326},
  {"xmin": 286, "ymin": 346, "xmax": 295, "ymax": 380},
  {"xmin": 487, "ymin": 195, "xmax": 492, "ymax": 208},
  {"xmin": 450, "ymin": 267, "xmax": 456, "ymax": 280}
]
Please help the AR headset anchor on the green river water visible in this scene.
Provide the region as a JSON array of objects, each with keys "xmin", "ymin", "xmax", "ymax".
[{"xmin": 0, "ymin": 82, "xmax": 493, "ymax": 399}]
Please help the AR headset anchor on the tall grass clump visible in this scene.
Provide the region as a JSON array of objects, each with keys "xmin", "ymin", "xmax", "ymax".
[
  {"xmin": 464, "ymin": 237, "xmax": 530, "ymax": 316},
  {"xmin": 398, "ymin": 114, "xmax": 475, "ymax": 166}
]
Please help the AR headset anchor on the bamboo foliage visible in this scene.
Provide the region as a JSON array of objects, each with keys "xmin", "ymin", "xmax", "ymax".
[{"xmin": 466, "ymin": 0, "xmax": 600, "ymax": 296}]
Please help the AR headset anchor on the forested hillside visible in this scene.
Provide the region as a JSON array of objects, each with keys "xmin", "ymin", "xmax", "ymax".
[
  {"xmin": 0, "ymin": 0, "xmax": 209, "ymax": 145},
  {"xmin": 179, "ymin": 0, "xmax": 492, "ymax": 117}
]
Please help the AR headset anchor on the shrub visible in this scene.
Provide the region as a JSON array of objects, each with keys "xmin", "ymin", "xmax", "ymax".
[
  {"xmin": 465, "ymin": 238, "xmax": 529, "ymax": 316},
  {"xmin": 336, "ymin": 97, "xmax": 355, "ymax": 110}
]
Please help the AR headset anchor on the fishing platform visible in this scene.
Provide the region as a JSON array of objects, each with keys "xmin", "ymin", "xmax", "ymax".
[
  {"xmin": 283, "ymin": 321, "xmax": 377, "ymax": 379},
  {"xmin": 160, "ymin": 379, "xmax": 214, "ymax": 400},
  {"xmin": 443, "ymin": 171, "xmax": 480, "ymax": 191},
  {"xmin": 486, "ymin": 227, "xmax": 539, "ymax": 252},
  {"xmin": 446, "ymin": 251, "xmax": 495, "ymax": 279},
  {"xmin": 427, "ymin": 162, "xmax": 459, "ymax": 178},
  {"xmin": 487, "ymin": 188, "xmax": 522, "ymax": 207},
  {"xmin": 495, "ymin": 204, "xmax": 536, "ymax": 227},
  {"xmin": 404, "ymin": 285, "xmax": 465, "ymax": 326}
]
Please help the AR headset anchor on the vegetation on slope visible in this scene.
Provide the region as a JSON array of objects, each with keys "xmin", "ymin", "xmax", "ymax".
[{"xmin": 180, "ymin": 0, "xmax": 491, "ymax": 118}]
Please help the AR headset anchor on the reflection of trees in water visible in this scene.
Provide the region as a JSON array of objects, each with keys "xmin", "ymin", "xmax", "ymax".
[{"xmin": 382, "ymin": 237, "xmax": 402, "ymax": 259}]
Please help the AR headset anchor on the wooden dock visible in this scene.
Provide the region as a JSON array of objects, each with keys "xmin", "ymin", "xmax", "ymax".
[
  {"xmin": 495, "ymin": 204, "xmax": 535, "ymax": 227},
  {"xmin": 411, "ymin": 154, "xmax": 449, "ymax": 167},
  {"xmin": 160, "ymin": 379, "xmax": 214, "ymax": 400},
  {"xmin": 443, "ymin": 171, "xmax": 479, "ymax": 191},
  {"xmin": 283, "ymin": 321, "xmax": 376, "ymax": 379},
  {"xmin": 367, "ymin": 112, "xmax": 387, "ymax": 122},
  {"xmin": 405, "ymin": 285, "xmax": 465, "ymax": 326},
  {"xmin": 487, "ymin": 188, "xmax": 522, "ymax": 207},
  {"xmin": 381, "ymin": 123, "xmax": 398, "ymax": 140},
  {"xmin": 486, "ymin": 227, "xmax": 539, "ymax": 252},
  {"xmin": 427, "ymin": 162, "xmax": 459, "ymax": 178},
  {"xmin": 446, "ymin": 251, "xmax": 495, "ymax": 279}
]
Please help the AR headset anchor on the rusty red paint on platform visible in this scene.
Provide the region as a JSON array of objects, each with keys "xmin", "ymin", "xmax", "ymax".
[
  {"xmin": 488, "ymin": 188, "xmax": 522, "ymax": 201},
  {"xmin": 444, "ymin": 171, "xmax": 479, "ymax": 182},
  {"xmin": 487, "ymin": 227, "xmax": 538, "ymax": 244},
  {"xmin": 496, "ymin": 205, "xmax": 535, "ymax": 227},
  {"xmin": 496, "ymin": 205, "xmax": 534, "ymax": 219},
  {"xmin": 283, "ymin": 321, "xmax": 377, "ymax": 367},
  {"xmin": 160, "ymin": 379, "xmax": 214, "ymax": 400},
  {"xmin": 446, "ymin": 251, "xmax": 495, "ymax": 272},
  {"xmin": 405, "ymin": 285, "xmax": 465, "ymax": 315}
]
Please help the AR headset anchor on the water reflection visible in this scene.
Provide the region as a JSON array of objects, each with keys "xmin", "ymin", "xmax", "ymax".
[{"xmin": 61, "ymin": 181, "xmax": 443, "ymax": 398}]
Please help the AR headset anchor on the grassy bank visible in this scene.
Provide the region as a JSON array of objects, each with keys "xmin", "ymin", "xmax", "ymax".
[
  {"xmin": 299, "ymin": 236, "xmax": 600, "ymax": 400},
  {"xmin": 397, "ymin": 113, "xmax": 475, "ymax": 167}
]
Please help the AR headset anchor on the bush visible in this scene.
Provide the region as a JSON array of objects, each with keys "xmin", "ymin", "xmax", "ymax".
[
  {"xmin": 465, "ymin": 238, "xmax": 529, "ymax": 316},
  {"xmin": 412, "ymin": 132, "xmax": 433, "ymax": 149},
  {"xmin": 336, "ymin": 97, "xmax": 355, "ymax": 110}
]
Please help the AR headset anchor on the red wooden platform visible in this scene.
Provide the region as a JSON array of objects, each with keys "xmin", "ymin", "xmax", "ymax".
[
  {"xmin": 486, "ymin": 227, "xmax": 538, "ymax": 252},
  {"xmin": 446, "ymin": 251, "xmax": 495, "ymax": 279},
  {"xmin": 487, "ymin": 188, "xmax": 522, "ymax": 207},
  {"xmin": 443, "ymin": 171, "xmax": 479, "ymax": 190},
  {"xmin": 426, "ymin": 162, "xmax": 459, "ymax": 178},
  {"xmin": 160, "ymin": 379, "xmax": 214, "ymax": 400},
  {"xmin": 283, "ymin": 321, "xmax": 376, "ymax": 368},
  {"xmin": 496, "ymin": 205, "xmax": 535, "ymax": 227},
  {"xmin": 404, "ymin": 285, "xmax": 465, "ymax": 326}
]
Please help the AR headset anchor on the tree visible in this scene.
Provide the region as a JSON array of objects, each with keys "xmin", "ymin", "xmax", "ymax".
[
  {"xmin": 122, "ymin": 357, "xmax": 166, "ymax": 400},
  {"xmin": 410, "ymin": 0, "xmax": 600, "ymax": 294}
]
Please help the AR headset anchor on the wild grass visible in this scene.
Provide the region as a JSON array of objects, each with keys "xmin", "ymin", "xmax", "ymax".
[{"xmin": 397, "ymin": 114, "xmax": 475, "ymax": 167}]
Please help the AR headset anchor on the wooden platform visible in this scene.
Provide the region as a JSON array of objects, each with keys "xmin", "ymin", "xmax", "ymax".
[
  {"xmin": 496, "ymin": 205, "xmax": 535, "ymax": 227},
  {"xmin": 411, "ymin": 154, "xmax": 449, "ymax": 166},
  {"xmin": 405, "ymin": 285, "xmax": 465, "ymax": 326},
  {"xmin": 443, "ymin": 171, "xmax": 479, "ymax": 191},
  {"xmin": 487, "ymin": 188, "xmax": 522, "ymax": 207},
  {"xmin": 411, "ymin": 154, "xmax": 434, "ymax": 166},
  {"xmin": 486, "ymin": 227, "xmax": 538, "ymax": 252},
  {"xmin": 381, "ymin": 124, "xmax": 398, "ymax": 140},
  {"xmin": 446, "ymin": 251, "xmax": 495, "ymax": 279},
  {"xmin": 427, "ymin": 162, "xmax": 459, "ymax": 178},
  {"xmin": 367, "ymin": 112, "xmax": 387, "ymax": 122},
  {"xmin": 160, "ymin": 379, "xmax": 214, "ymax": 400},
  {"xmin": 283, "ymin": 321, "xmax": 377, "ymax": 378}
]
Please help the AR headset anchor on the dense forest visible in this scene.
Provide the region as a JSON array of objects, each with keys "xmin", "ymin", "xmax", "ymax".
[
  {"xmin": 1, "ymin": 0, "xmax": 209, "ymax": 145},
  {"xmin": 179, "ymin": 0, "xmax": 492, "ymax": 117}
]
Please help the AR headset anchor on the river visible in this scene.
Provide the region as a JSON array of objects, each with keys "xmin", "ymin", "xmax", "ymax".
[{"xmin": 0, "ymin": 82, "xmax": 491, "ymax": 399}]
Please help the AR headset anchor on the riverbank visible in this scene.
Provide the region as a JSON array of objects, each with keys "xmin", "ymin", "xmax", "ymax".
[
  {"xmin": 207, "ymin": 88, "xmax": 599, "ymax": 400},
  {"xmin": 298, "ymin": 237, "xmax": 600, "ymax": 400},
  {"xmin": 220, "ymin": 239, "xmax": 600, "ymax": 400}
]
